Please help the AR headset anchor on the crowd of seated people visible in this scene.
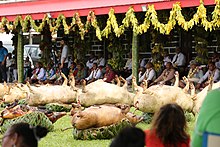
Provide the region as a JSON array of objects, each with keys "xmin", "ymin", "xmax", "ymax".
[{"xmin": 16, "ymin": 46, "xmax": 219, "ymax": 89}]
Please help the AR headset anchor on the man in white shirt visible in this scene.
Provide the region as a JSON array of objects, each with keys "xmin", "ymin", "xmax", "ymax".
[
  {"xmin": 196, "ymin": 62, "xmax": 220, "ymax": 89},
  {"xmin": 96, "ymin": 52, "xmax": 105, "ymax": 68},
  {"xmin": 85, "ymin": 63, "xmax": 102, "ymax": 84},
  {"xmin": 60, "ymin": 37, "xmax": 69, "ymax": 78},
  {"xmin": 139, "ymin": 62, "xmax": 156, "ymax": 86},
  {"xmin": 122, "ymin": 53, "xmax": 132, "ymax": 78},
  {"xmin": 86, "ymin": 53, "xmax": 96, "ymax": 70},
  {"xmin": 163, "ymin": 50, "xmax": 171, "ymax": 66},
  {"xmin": 172, "ymin": 47, "xmax": 186, "ymax": 78}
]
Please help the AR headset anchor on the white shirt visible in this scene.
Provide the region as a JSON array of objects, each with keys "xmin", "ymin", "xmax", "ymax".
[
  {"xmin": 85, "ymin": 68, "xmax": 102, "ymax": 81},
  {"xmin": 96, "ymin": 57, "xmax": 105, "ymax": 67},
  {"xmin": 163, "ymin": 56, "xmax": 171, "ymax": 66},
  {"xmin": 172, "ymin": 52, "xmax": 186, "ymax": 66},
  {"xmin": 86, "ymin": 58, "xmax": 96, "ymax": 69},
  {"xmin": 140, "ymin": 58, "xmax": 147, "ymax": 68},
  {"xmin": 124, "ymin": 58, "xmax": 132, "ymax": 70},
  {"xmin": 61, "ymin": 45, "xmax": 68, "ymax": 64},
  {"xmin": 215, "ymin": 61, "xmax": 220, "ymax": 69},
  {"xmin": 198, "ymin": 69, "xmax": 220, "ymax": 83},
  {"xmin": 139, "ymin": 68, "xmax": 156, "ymax": 83},
  {"xmin": 31, "ymin": 68, "xmax": 46, "ymax": 80}
]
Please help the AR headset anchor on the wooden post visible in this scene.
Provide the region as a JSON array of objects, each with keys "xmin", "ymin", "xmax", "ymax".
[
  {"xmin": 132, "ymin": 32, "xmax": 139, "ymax": 90},
  {"xmin": 17, "ymin": 27, "xmax": 24, "ymax": 83}
]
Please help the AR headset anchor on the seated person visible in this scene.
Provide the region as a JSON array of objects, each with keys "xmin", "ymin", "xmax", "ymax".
[
  {"xmin": 30, "ymin": 62, "xmax": 45, "ymax": 84},
  {"xmin": 139, "ymin": 62, "xmax": 156, "ymax": 86},
  {"xmin": 2, "ymin": 122, "xmax": 48, "ymax": 147},
  {"xmin": 86, "ymin": 53, "xmax": 96, "ymax": 70},
  {"xmin": 145, "ymin": 103, "xmax": 190, "ymax": 147},
  {"xmin": 69, "ymin": 62, "xmax": 78, "ymax": 77},
  {"xmin": 103, "ymin": 64, "xmax": 115, "ymax": 83},
  {"xmin": 96, "ymin": 52, "xmax": 105, "ymax": 68},
  {"xmin": 191, "ymin": 89, "xmax": 220, "ymax": 147},
  {"xmin": 172, "ymin": 47, "xmax": 186, "ymax": 78},
  {"xmin": 85, "ymin": 63, "xmax": 102, "ymax": 84},
  {"xmin": 179, "ymin": 60, "xmax": 203, "ymax": 88},
  {"xmin": 75, "ymin": 63, "xmax": 87, "ymax": 85},
  {"xmin": 48, "ymin": 64, "xmax": 62, "ymax": 84},
  {"xmin": 121, "ymin": 53, "xmax": 132, "ymax": 78},
  {"xmin": 110, "ymin": 127, "xmax": 145, "ymax": 147},
  {"xmin": 150, "ymin": 62, "xmax": 175, "ymax": 86},
  {"xmin": 163, "ymin": 50, "xmax": 171, "ymax": 66},
  {"xmin": 42, "ymin": 63, "xmax": 55, "ymax": 83},
  {"xmin": 126, "ymin": 67, "xmax": 145, "ymax": 85},
  {"xmin": 196, "ymin": 62, "xmax": 220, "ymax": 89}
]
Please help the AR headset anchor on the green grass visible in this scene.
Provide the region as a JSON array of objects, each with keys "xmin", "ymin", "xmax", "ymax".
[
  {"xmin": 38, "ymin": 108, "xmax": 195, "ymax": 147},
  {"xmin": 38, "ymin": 110, "xmax": 151, "ymax": 147}
]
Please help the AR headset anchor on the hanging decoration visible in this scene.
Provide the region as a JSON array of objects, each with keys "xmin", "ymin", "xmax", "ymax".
[{"xmin": 0, "ymin": 0, "xmax": 220, "ymax": 39}]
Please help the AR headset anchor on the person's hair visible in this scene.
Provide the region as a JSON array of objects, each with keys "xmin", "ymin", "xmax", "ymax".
[
  {"xmin": 208, "ymin": 61, "xmax": 215, "ymax": 66},
  {"xmin": 61, "ymin": 37, "xmax": 68, "ymax": 44},
  {"xmin": 37, "ymin": 62, "xmax": 43, "ymax": 68},
  {"xmin": 106, "ymin": 64, "xmax": 112, "ymax": 69},
  {"xmin": 0, "ymin": 41, "xmax": 3, "ymax": 47},
  {"xmin": 93, "ymin": 62, "xmax": 98, "ymax": 67},
  {"xmin": 146, "ymin": 62, "xmax": 153, "ymax": 68},
  {"xmin": 110, "ymin": 127, "xmax": 145, "ymax": 147},
  {"xmin": 6, "ymin": 123, "xmax": 48, "ymax": 147},
  {"xmin": 151, "ymin": 103, "xmax": 189, "ymax": 147}
]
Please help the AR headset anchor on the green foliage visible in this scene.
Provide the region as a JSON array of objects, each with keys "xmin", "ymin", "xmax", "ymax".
[{"xmin": 45, "ymin": 103, "xmax": 71, "ymax": 112}]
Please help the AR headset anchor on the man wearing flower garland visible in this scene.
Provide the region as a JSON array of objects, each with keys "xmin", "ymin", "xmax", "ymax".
[
  {"xmin": 196, "ymin": 62, "xmax": 220, "ymax": 89},
  {"xmin": 179, "ymin": 60, "xmax": 203, "ymax": 88}
]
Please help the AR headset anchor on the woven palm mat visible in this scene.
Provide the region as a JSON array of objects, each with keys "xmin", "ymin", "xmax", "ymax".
[{"xmin": 0, "ymin": 111, "xmax": 54, "ymax": 133}]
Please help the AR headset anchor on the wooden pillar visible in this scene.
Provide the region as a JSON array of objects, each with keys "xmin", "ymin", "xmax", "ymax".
[
  {"xmin": 17, "ymin": 28, "xmax": 24, "ymax": 83},
  {"xmin": 132, "ymin": 32, "xmax": 139, "ymax": 89}
]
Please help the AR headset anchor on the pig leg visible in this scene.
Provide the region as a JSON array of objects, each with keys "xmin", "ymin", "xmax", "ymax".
[{"xmin": 61, "ymin": 72, "xmax": 68, "ymax": 86}]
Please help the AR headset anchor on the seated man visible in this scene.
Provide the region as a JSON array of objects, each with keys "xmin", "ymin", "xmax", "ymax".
[
  {"xmin": 196, "ymin": 62, "xmax": 220, "ymax": 89},
  {"xmin": 150, "ymin": 62, "xmax": 175, "ymax": 86},
  {"xmin": 103, "ymin": 64, "xmax": 115, "ymax": 83},
  {"xmin": 121, "ymin": 53, "xmax": 132, "ymax": 78},
  {"xmin": 139, "ymin": 62, "xmax": 156, "ymax": 86},
  {"xmin": 179, "ymin": 60, "xmax": 203, "ymax": 88},
  {"xmin": 75, "ymin": 63, "xmax": 87, "ymax": 85},
  {"xmin": 85, "ymin": 63, "xmax": 102, "ymax": 84}
]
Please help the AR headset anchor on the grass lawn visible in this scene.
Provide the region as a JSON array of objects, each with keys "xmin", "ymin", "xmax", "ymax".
[{"xmin": 38, "ymin": 109, "xmax": 196, "ymax": 147}]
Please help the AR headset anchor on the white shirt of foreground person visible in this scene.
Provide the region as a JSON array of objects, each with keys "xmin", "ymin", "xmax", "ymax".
[
  {"xmin": 172, "ymin": 52, "xmax": 186, "ymax": 66},
  {"xmin": 61, "ymin": 45, "xmax": 68, "ymax": 64},
  {"xmin": 86, "ymin": 58, "xmax": 96, "ymax": 69},
  {"xmin": 139, "ymin": 68, "xmax": 156, "ymax": 83},
  {"xmin": 85, "ymin": 68, "xmax": 102, "ymax": 81},
  {"xmin": 198, "ymin": 69, "xmax": 220, "ymax": 83}
]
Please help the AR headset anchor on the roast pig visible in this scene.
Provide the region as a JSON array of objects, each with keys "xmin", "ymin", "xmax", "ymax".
[{"xmin": 77, "ymin": 78, "xmax": 135, "ymax": 107}]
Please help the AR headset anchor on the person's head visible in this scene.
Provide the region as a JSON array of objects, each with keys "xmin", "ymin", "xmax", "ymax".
[
  {"xmin": 146, "ymin": 62, "xmax": 153, "ymax": 69},
  {"xmin": 165, "ymin": 62, "xmax": 173, "ymax": 70},
  {"xmin": 190, "ymin": 60, "xmax": 198, "ymax": 69},
  {"xmin": 36, "ymin": 62, "xmax": 43, "ymax": 68},
  {"xmin": 70, "ymin": 62, "xmax": 77, "ymax": 69},
  {"xmin": 2, "ymin": 123, "xmax": 48, "ymax": 147},
  {"xmin": 175, "ymin": 47, "xmax": 181, "ymax": 54},
  {"xmin": 7, "ymin": 53, "xmax": 12, "ymax": 59},
  {"xmin": 60, "ymin": 37, "xmax": 68, "ymax": 46},
  {"xmin": 77, "ymin": 63, "xmax": 84, "ymax": 70},
  {"xmin": 89, "ymin": 52, "xmax": 95, "ymax": 59},
  {"xmin": 92, "ymin": 63, "xmax": 98, "ymax": 70},
  {"xmin": 46, "ymin": 63, "xmax": 53, "ymax": 70},
  {"xmin": 163, "ymin": 50, "xmax": 169, "ymax": 57},
  {"xmin": 139, "ymin": 67, "xmax": 146, "ymax": 73},
  {"xmin": 105, "ymin": 64, "xmax": 112, "ymax": 72},
  {"xmin": 208, "ymin": 62, "xmax": 216, "ymax": 71},
  {"xmin": 110, "ymin": 127, "xmax": 145, "ymax": 147},
  {"xmin": 151, "ymin": 103, "xmax": 188, "ymax": 146}
]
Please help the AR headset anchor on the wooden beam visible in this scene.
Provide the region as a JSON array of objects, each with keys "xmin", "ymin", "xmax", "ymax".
[
  {"xmin": 17, "ymin": 28, "xmax": 24, "ymax": 83},
  {"xmin": 132, "ymin": 32, "xmax": 139, "ymax": 90}
]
